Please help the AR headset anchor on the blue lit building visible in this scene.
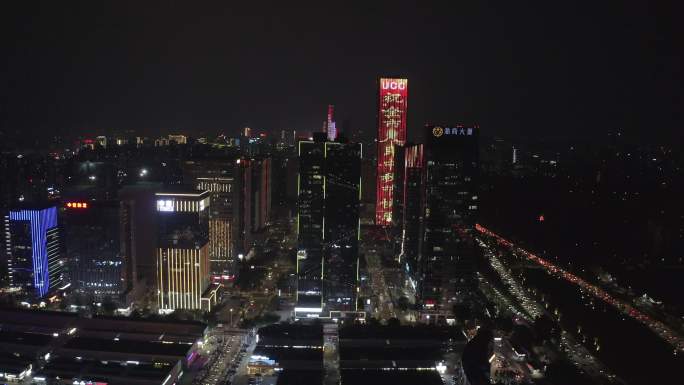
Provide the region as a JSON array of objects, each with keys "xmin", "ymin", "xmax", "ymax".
[{"xmin": 4, "ymin": 205, "xmax": 64, "ymax": 298}]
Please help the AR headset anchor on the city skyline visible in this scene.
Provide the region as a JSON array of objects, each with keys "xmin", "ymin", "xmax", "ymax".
[{"xmin": 0, "ymin": 3, "xmax": 682, "ymax": 385}]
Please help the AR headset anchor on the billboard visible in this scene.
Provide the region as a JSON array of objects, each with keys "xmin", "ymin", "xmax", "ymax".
[{"xmin": 376, "ymin": 78, "xmax": 408, "ymax": 226}]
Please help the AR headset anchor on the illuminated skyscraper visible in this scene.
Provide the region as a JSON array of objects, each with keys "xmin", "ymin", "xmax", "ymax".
[
  {"xmin": 155, "ymin": 188, "xmax": 212, "ymax": 312},
  {"xmin": 296, "ymin": 135, "xmax": 362, "ymax": 318},
  {"xmin": 419, "ymin": 124, "xmax": 479, "ymax": 321},
  {"xmin": 295, "ymin": 139, "xmax": 325, "ymax": 317},
  {"xmin": 4, "ymin": 205, "xmax": 64, "ymax": 299},
  {"xmin": 182, "ymin": 159, "xmax": 237, "ymax": 280},
  {"xmin": 322, "ymin": 141, "xmax": 362, "ymax": 313},
  {"xmin": 324, "ymin": 105, "xmax": 337, "ymax": 141},
  {"xmin": 376, "ymin": 78, "xmax": 408, "ymax": 226}
]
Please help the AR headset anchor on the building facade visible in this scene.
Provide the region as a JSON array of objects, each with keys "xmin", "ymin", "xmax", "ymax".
[
  {"xmin": 321, "ymin": 142, "xmax": 362, "ymax": 313},
  {"xmin": 4, "ymin": 205, "xmax": 64, "ymax": 299},
  {"xmin": 296, "ymin": 137, "xmax": 361, "ymax": 318},
  {"xmin": 155, "ymin": 189, "xmax": 211, "ymax": 311},
  {"xmin": 182, "ymin": 159, "xmax": 237, "ymax": 279},
  {"xmin": 400, "ymin": 143, "xmax": 424, "ymax": 280},
  {"xmin": 419, "ymin": 124, "xmax": 479, "ymax": 320},
  {"xmin": 376, "ymin": 77, "xmax": 408, "ymax": 226},
  {"xmin": 62, "ymin": 199, "xmax": 126, "ymax": 302}
]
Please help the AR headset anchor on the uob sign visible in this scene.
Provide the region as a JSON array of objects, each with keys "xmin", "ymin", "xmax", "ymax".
[{"xmin": 381, "ymin": 79, "xmax": 406, "ymax": 90}]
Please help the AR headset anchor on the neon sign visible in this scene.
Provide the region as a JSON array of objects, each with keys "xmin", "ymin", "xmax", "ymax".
[
  {"xmin": 376, "ymin": 77, "xmax": 408, "ymax": 226},
  {"xmin": 66, "ymin": 202, "xmax": 88, "ymax": 209}
]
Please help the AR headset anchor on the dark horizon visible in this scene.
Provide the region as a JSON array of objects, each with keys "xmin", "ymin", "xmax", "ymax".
[{"xmin": 1, "ymin": 1, "xmax": 682, "ymax": 144}]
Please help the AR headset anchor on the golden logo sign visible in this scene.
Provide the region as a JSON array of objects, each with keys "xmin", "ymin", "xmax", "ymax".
[{"xmin": 432, "ymin": 126, "xmax": 444, "ymax": 137}]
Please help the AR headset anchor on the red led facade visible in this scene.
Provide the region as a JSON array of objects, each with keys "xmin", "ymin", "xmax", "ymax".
[{"xmin": 376, "ymin": 78, "xmax": 408, "ymax": 226}]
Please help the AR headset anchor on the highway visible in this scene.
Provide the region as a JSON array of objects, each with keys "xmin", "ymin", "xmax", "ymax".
[
  {"xmin": 477, "ymin": 238, "xmax": 616, "ymax": 383},
  {"xmin": 476, "ymin": 224, "xmax": 684, "ymax": 353}
]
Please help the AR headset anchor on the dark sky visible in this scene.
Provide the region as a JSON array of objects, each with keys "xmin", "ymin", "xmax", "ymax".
[{"xmin": 1, "ymin": 1, "xmax": 682, "ymax": 143}]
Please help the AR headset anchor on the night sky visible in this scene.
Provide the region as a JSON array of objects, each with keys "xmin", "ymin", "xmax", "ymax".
[{"xmin": 1, "ymin": 1, "xmax": 682, "ymax": 142}]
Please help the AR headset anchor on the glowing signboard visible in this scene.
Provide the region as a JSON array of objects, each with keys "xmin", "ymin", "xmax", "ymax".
[
  {"xmin": 156, "ymin": 199, "xmax": 174, "ymax": 212},
  {"xmin": 65, "ymin": 202, "xmax": 89, "ymax": 209},
  {"xmin": 376, "ymin": 77, "xmax": 408, "ymax": 226}
]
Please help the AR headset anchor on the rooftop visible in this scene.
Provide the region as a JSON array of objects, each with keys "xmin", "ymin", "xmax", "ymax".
[{"xmin": 62, "ymin": 337, "xmax": 191, "ymax": 358}]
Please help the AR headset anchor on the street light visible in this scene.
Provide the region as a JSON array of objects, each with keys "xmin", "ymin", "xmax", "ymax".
[{"xmin": 230, "ymin": 308, "xmax": 234, "ymax": 326}]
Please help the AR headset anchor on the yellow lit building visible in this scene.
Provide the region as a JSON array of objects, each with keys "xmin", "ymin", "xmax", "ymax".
[{"xmin": 155, "ymin": 189, "xmax": 212, "ymax": 312}]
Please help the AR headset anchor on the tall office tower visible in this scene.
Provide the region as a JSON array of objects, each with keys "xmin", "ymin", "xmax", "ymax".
[
  {"xmin": 321, "ymin": 142, "xmax": 362, "ymax": 313},
  {"xmin": 234, "ymin": 158, "xmax": 253, "ymax": 257},
  {"xmin": 400, "ymin": 144, "xmax": 424, "ymax": 278},
  {"xmin": 119, "ymin": 185, "xmax": 157, "ymax": 290},
  {"xmin": 295, "ymin": 139, "xmax": 324, "ymax": 317},
  {"xmin": 63, "ymin": 199, "xmax": 126, "ymax": 303},
  {"xmin": 271, "ymin": 148, "xmax": 295, "ymax": 218},
  {"xmin": 4, "ymin": 205, "xmax": 64, "ymax": 299},
  {"xmin": 119, "ymin": 200, "xmax": 138, "ymax": 297},
  {"xmin": 420, "ymin": 124, "xmax": 479, "ymax": 320},
  {"xmin": 295, "ymin": 136, "xmax": 361, "ymax": 318},
  {"xmin": 325, "ymin": 105, "xmax": 337, "ymax": 141},
  {"xmin": 182, "ymin": 160, "xmax": 236, "ymax": 279},
  {"xmin": 155, "ymin": 188, "xmax": 212, "ymax": 312},
  {"xmin": 391, "ymin": 143, "xmax": 406, "ymax": 254},
  {"xmin": 376, "ymin": 78, "xmax": 408, "ymax": 226},
  {"xmin": 250, "ymin": 158, "xmax": 272, "ymax": 232}
]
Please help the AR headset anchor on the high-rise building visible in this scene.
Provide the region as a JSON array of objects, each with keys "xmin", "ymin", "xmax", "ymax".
[
  {"xmin": 231, "ymin": 156, "xmax": 272, "ymax": 258},
  {"xmin": 119, "ymin": 185, "xmax": 158, "ymax": 291},
  {"xmin": 250, "ymin": 158, "xmax": 272, "ymax": 233},
  {"xmin": 321, "ymin": 142, "xmax": 362, "ymax": 313},
  {"xmin": 324, "ymin": 105, "xmax": 337, "ymax": 141},
  {"xmin": 295, "ymin": 136, "xmax": 361, "ymax": 318},
  {"xmin": 182, "ymin": 159, "xmax": 237, "ymax": 280},
  {"xmin": 376, "ymin": 78, "xmax": 408, "ymax": 226},
  {"xmin": 295, "ymin": 140, "xmax": 324, "ymax": 317},
  {"xmin": 155, "ymin": 188, "xmax": 213, "ymax": 312},
  {"xmin": 63, "ymin": 199, "xmax": 128, "ymax": 303},
  {"xmin": 400, "ymin": 144, "xmax": 424, "ymax": 279},
  {"xmin": 234, "ymin": 158, "xmax": 253, "ymax": 257},
  {"xmin": 419, "ymin": 124, "xmax": 479, "ymax": 321},
  {"xmin": 4, "ymin": 205, "xmax": 64, "ymax": 299}
]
